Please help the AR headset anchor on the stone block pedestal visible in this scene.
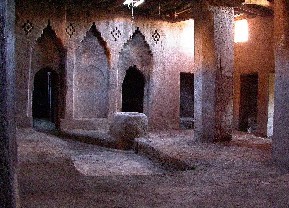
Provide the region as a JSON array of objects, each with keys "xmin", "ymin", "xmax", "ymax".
[{"xmin": 109, "ymin": 112, "xmax": 148, "ymax": 150}]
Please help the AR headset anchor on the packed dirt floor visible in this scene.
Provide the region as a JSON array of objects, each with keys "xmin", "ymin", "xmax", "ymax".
[{"xmin": 17, "ymin": 128, "xmax": 289, "ymax": 208}]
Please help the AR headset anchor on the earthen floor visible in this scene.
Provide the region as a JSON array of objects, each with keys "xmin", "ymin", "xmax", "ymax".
[{"xmin": 18, "ymin": 128, "xmax": 289, "ymax": 208}]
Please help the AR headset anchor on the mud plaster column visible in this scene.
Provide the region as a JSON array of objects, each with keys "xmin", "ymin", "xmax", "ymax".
[
  {"xmin": 272, "ymin": 0, "xmax": 289, "ymax": 169},
  {"xmin": 61, "ymin": 8, "xmax": 78, "ymax": 129},
  {"xmin": 194, "ymin": 5, "xmax": 234, "ymax": 142},
  {"xmin": 15, "ymin": 37, "xmax": 33, "ymax": 128},
  {"xmin": 256, "ymin": 72, "xmax": 269, "ymax": 137},
  {"xmin": 0, "ymin": 0, "xmax": 18, "ymax": 207},
  {"xmin": 64, "ymin": 39, "xmax": 76, "ymax": 120},
  {"xmin": 108, "ymin": 53, "xmax": 119, "ymax": 120}
]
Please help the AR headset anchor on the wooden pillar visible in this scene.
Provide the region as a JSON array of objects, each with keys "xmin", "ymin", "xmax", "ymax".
[
  {"xmin": 0, "ymin": 0, "xmax": 18, "ymax": 207},
  {"xmin": 194, "ymin": 4, "xmax": 234, "ymax": 142},
  {"xmin": 272, "ymin": 0, "xmax": 289, "ymax": 169}
]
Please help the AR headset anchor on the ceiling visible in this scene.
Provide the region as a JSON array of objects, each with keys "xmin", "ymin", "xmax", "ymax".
[
  {"xmin": 17, "ymin": 0, "xmax": 274, "ymax": 22},
  {"xmin": 79, "ymin": 0, "xmax": 274, "ymax": 21}
]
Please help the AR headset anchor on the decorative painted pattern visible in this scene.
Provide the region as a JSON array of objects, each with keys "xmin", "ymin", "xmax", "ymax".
[
  {"xmin": 152, "ymin": 30, "xmax": 161, "ymax": 43},
  {"xmin": 111, "ymin": 27, "xmax": 122, "ymax": 41},
  {"xmin": 66, "ymin": 23, "xmax": 75, "ymax": 38},
  {"xmin": 22, "ymin": 20, "xmax": 33, "ymax": 35}
]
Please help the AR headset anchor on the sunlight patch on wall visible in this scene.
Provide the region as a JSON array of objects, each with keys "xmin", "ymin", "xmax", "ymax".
[
  {"xmin": 234, "ymin": 19, "xmax": 249, "ymax": 43},
  {"xmin": 180, "ymin": 19, "xmax": 194, "ymax": 57}
]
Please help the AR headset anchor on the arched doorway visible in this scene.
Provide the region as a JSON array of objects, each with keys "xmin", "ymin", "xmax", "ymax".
[
  {"xmin": 118, "ymin": 28, "xmax": 152, "ymax": 116},
  {"xmin": 122, "ymin": 66, "xmax": 145, "ymax": 113},
  {"xmin": 32, "ymin": 68, "xmax": 59, "ymax": 130}
]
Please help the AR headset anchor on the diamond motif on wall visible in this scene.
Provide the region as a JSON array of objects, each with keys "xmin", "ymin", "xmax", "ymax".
[
  {"xmin": 22, "ymin": 20, "xmax": 33, "ymax": 35},
  {"xmin": 152, "ymin": 30, "xmax": 161, "ymax": 44},
  {"xmin": 66, "ymin": 23, "xmax": 75, "ymax": 38},
  {"xmin": 111, "ymin": 27, "xmax": 121, "ymax": 41}
]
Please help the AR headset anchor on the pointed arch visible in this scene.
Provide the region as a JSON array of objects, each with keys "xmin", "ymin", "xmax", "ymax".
[
  {"xmin": 121, "ymin": 27, "xmax": 153, "ymax": 57},
  {"xmin": 82, "ymin": 22, "xmax": 111, "ymax": 66},
  {"xmin": 34, "ymin": 22, "xmax": 66, "ymax": 74},
  {"xmin": 74, "ymin": 23, "xmax": 110, "ymax": 119},
  {"xmin": 36, "ymin": 22, "xmax": 66, "ymax": 61},
  {"xmin": 119, "ymin": 27, "xmax": 153, "ymax": 81}
]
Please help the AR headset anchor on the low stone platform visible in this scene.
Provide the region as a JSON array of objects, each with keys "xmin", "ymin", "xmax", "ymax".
[
  {"xmin": 60, "ymin": 112, "xmax": 148, "ymax": 151},
  {"xmin": 59, "ymin": 128, "xmax": 274, "ymax": 172},
  {"xmin": 18, "ymin": 128, "xmax": 289, "ymax": 208},
  {"xmin": 135, "ymin": 130, "xmax": 273, "ymax": 172},
  {"xmin": 60, "ymin": 129, "xmax": 195, "ymax": 170},
  {"xmin": 60, "ymin": 129, "xmax": 117, "ymax": 149},
  {"xmin": 135, "ymin": 131, "xmax": 195, "ymax": 171},
  {"xmin": 17, "ymin": 128, "xmax": 165, "ymax": 179}
]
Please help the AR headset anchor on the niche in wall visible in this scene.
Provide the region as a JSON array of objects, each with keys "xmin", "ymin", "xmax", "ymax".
[{"xmin": 74, "ymin": 23, "xmax": 110, "ymax": 119}]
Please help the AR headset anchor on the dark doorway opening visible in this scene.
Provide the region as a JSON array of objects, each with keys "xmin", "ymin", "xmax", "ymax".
[
  {"xmin": 239, "ymin": 73, "xmax": 258, "ymax": 132},
  {"xmin": 122, "ymin": 66, "xmax": 145, "ymax": 113},
  {"xmin": 32, "ymin": 68, "xmax": 59, "ymax": 130},
  {"xmin": 180, "ymin": 73, "xmax": 194, "ymax": 129}
]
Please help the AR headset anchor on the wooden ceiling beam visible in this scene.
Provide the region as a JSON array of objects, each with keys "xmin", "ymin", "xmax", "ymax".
[{"xmin": 206, "ymin": 0, "xmax": 244, "ymax": 7}]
